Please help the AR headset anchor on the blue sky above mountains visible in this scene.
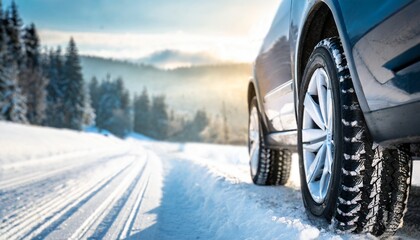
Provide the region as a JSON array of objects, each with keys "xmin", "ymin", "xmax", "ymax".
[{"xmin": 7, "ymin": 0, "xmax": 279, "ymax": 66}]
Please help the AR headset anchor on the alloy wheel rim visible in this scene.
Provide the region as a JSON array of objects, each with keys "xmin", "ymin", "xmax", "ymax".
[
  {"xmin": 249, "ymin": 106, "xmax": 260, "ymax": 177},
  {"xmin": 302, "ymin": 68, "xmax": 335, "ymax": 204}
]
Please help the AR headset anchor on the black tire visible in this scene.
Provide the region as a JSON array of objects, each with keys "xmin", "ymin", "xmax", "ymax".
[
  {"xmin": 297, "ymin": 37, "xmax": 412, "ymax": 236},
  {"xmin": 248, "ymin": 96, "xmax": 291, "ymax": 186},
  {"xmin": 377, "ymin": 147, "xmax": 412, "ymax": 237}
]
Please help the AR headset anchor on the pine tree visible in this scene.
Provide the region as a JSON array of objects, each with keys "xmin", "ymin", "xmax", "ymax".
[
  {"xmin": 91, "ymin": 76, "xmax": 132, "ymax": 138},
  {"xmin": 63, "ymin": 38, "xmax": 85, "ymax": 130},
  {"xmin": 20, "ymin": 23, "xmax": 47, "ymax": 125},
  {"xmin": 0, "ymin": 0, "xmax": 27, "ymax": 123},
  {"xmin": 115, "ymin": 77, "xmax": 130, "ymax": 112},
  {"xmin": 201, "ymin": 115, "xmax": 223, "ymax": 143},
  {"xmin": 89, "ymin": 76, "xmax": 99, "ymax": 115},
  {"xmin": 133, "ymin": 87, "xmax": 150, "ymax": 135},
  {"xmin": 179, "ymin": 109, "xmax": 209, "ymax": 142},
  {"xmin": 44, "ymin": 47, "xmax": 65, "ymax": 127},
  {"xmin": 150, "ymin": 95, "xmax": 168, "ymax": 140},
  {"xmin": 114, "ymin": 77, "xmax": 131, "ymax": 132},
  {"xmin": 193, "ymin": 110, "xmax": 209, "ymax": 133},
  {"xmin": 22, "ymin": 24, "xmax": 41, "ymax": 68},
  {"xmin": 5, "ymin": 0, "xmax": 22, "ymax": 66},
  {"xmin": 93, "ymin": 76, "xmax": 110, "ymax": 131},
  {"xmin": 81, "ymin": 81, "xmax": 94, "ymax": 127}
]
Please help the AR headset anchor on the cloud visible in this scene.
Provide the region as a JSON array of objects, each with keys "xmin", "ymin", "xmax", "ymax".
[
  {"xmin": 137, "ymin": 49, "xmax": 221, "ymax": 69},
  {"xmin": 38, "ymin": 29, "xmax": 262, "ymax": 63}
]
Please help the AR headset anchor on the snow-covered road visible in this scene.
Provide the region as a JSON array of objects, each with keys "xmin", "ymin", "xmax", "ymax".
[{"xmin": 1, "ymin": 122, "xmax": 420, "ymax": 240}]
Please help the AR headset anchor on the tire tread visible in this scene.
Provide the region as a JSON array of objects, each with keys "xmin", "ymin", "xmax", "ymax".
[{"xmin": 317, "ymin": 38, "xmax": 412, "ymax": 237}]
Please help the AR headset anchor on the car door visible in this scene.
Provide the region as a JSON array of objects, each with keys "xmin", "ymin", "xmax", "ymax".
[{"xmin": 254, "ymin": 0, "xmax": 296, "ymax": 132}]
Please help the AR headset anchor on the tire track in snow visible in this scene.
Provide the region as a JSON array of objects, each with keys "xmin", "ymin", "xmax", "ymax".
[
  {"xmin": 116, "ymin": 147, "xmax": 164, "ymax": 240},
  {"xmin": 1, "ymin": 147, "xmax": 111, "ymax": 171},
  {"xmin": 0, "ymin": 156, "xmax": 135, "ymax": 240},
  {"xmin": 0, "ymin": 150, "xmax": 130, "ymax": 190},
  {"xmin": 109, "ymin": 156, "xmax": 152, "ymax": 239},
  {"xmin": 72, "ymin": 158, "xmax": 148, "ymax": 239},
  {"xmin": 0, "ymin": 152, "xmax": 131, "ymax": 217}
]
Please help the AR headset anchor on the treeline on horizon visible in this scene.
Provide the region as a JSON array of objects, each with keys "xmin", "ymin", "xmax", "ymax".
[
  {"xmin": 0, "ymin": 1, "xmax": 236, "ymax": 143},
  {"xmin": 89, "ymin": 75, "xmax": 232, "ymax": 143}
]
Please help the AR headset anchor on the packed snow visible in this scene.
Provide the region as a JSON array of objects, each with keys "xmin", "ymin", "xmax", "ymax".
[{"xmin": 1, "ymin": 121, "xmax": 420, "ymax": 239}]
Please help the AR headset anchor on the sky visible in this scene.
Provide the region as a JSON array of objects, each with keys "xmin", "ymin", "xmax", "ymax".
[{"xmin": 6, "ymin": 0, "xmax": 280, "ymax": 64}]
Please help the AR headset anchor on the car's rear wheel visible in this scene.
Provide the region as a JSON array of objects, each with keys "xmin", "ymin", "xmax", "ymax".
[
  {"xmin": 298, "ymin": 37, "xmax": 412, "ymax": 236},
  {"xmin": 249, "ymin": 96, "xmax": 291, "ymax": 185}
]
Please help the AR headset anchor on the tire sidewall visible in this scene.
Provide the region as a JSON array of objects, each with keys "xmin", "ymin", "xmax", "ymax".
[{"xmin": 298, "ymin": 46, "xmax": 344, "ymax": 219}]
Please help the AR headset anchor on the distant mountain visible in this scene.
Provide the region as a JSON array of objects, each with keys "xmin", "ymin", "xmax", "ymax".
[
  {"xmin": 80, "ymin": 56, "xmax": 252, "ymax": 140},
  {"xmin": 136, "ymin": 49, "xmax": 221, "ymax": 69}
]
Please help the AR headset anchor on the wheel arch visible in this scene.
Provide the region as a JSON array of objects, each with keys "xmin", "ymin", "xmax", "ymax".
[
  {"xmin": 248, "ymin": 78, "xmax": 271, "ymax": 135},
  {"xmin": 247, "ymin": 80, "xmax": 256, "ymax": 110},
  {"xmin": 296, "ymin": 2, "xmax": 339, "ymax": 90},
  {"xmin": 295, "ymin": 0, "xmax": 368, "ymax": 112}
]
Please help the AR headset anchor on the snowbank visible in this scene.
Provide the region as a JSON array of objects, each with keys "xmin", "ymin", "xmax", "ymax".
[{"xmin": 0, "ymin": 121, "xmax": 126, "ymax": 166}]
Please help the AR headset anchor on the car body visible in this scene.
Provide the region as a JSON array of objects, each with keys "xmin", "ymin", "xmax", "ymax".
[
  {"xmin": 247, "ymin": 0, "xmax": 420, "ymax": 236},
  {"xmin": 249, "ymin": 0, "xmax": 420, "ymax": 150}
]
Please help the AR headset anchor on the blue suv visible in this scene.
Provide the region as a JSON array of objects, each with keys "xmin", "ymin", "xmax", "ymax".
[{"xmin": 248, "ymin": 0, "xmax": 419, "ymax": 236}]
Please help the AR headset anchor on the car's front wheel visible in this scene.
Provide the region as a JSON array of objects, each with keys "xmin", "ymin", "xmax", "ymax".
[{"xmin": 298, "ymin": 37, "xmax": 412, "ymax": 237}]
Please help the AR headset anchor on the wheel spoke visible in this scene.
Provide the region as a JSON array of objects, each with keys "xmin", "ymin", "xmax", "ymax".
[
  {"xmin": 304, "ymin": 151, "xmax": 315, "ymax": 171},
  {"xmin": 302, "ymin": 129, "xmax": 327, "ymax": 152},
  {"xmin": 326, "ymin": 142, "xmax": 333, "ymax": 173},
  {"xmin": 251, "ymin": 112, "xmax": 258, "ymax": 131},
  {"xmin": 249, "ymin": 143, "xmax": 260, "ymax": 174},
  {"xmin": 304, "ymin": 93, "xmax": 325, "ymax": 130},
  {"xmin": 319, "ymin": 166, "xmax": 330, "ymax": 197},
  {"xmin": 303, "ymin": 141, "xmax": 323, "ymax": 152},
  {"xmin": 307, "ymin": 143, "xmax": 326, "ymax": 183},
  {"xmin": 326, "ymin": 89, "xmax": 333, "ymax": 129},
  {"xmin": 316, "ymin": 72, "xmax": 328, "ymax": 125},
  {"xmin": 302, "ymin": 129, "xmax": 327, "ymax": 143}
]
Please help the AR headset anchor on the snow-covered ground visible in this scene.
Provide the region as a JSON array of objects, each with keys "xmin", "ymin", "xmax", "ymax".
[{"xmin": 1, "ymin": 121, "xmax": 420, "ymax": 239}]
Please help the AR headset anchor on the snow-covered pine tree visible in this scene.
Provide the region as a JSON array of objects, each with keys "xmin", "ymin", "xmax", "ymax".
[
  {"xmin": 82, "ymin": 82, "xmax": 95, "ymax": 127},
  {"xmin": 5, "ymin": 0, "xmax": 22, "ymax": 66},
  {"xmin": 201, "ymin": 115, "xmax": 224, "ymax": 143},
  {"xmin": 0, "ymin": 0, "xmax": 27, "ymax": 123},
  {"xmin": 133, "ymin": 87, "xmax": 151, "ymax": 135},
  {"xmin": 63, "ymin": 38, "xmax": 85, "ymax": 130},
  {"xmin": 89, "ymin": 76, "xmax": 99, "ymax": 112},
  {"xmin": 92, "ymin": 76, "xmax": 131, "ymax": 137},
  {"xmin": 20, "ymin": 23, "xmax": 47, "ymax": 125},
  {"xmin": 44, "ymin": 47, "xmax": 65, "ymax": 127},
  {"xmin": 88, "ymin": 76, "xmax": 100, "ymax": 126},
  {"xmin": 150, "ymin": 95, "xmax": 168, "ymax": 140},
  {"xmin": 175, "ymin": 109, "xmax": 209, "ymax": 142},
  {"xmin": 99, "ymin": 79, "xmax": 115, "ymax": 130},
  {"xmin": 115, "ymin": 77, "xmax": 131, "ymax": 132},
  {"xmin": 191, "ymin": 109, "xmax": 209, "ymax": 141},
  {"xmin": 115, "ymin": 78, "xmax": 129, "ymax": 110},
  {"xmin": 93, "ymin": 76, "xmax": 113, "ymax": 131}
]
